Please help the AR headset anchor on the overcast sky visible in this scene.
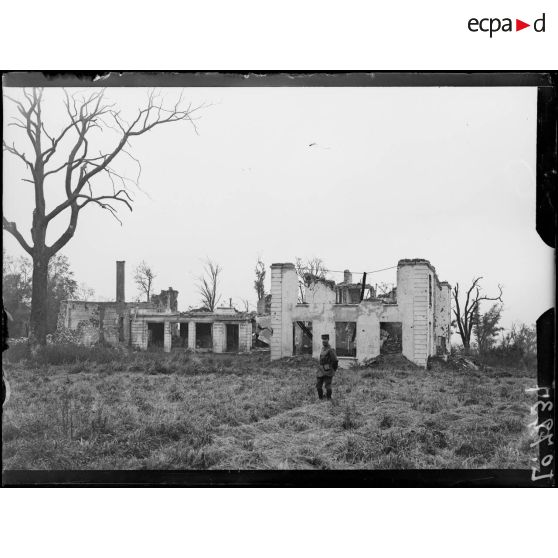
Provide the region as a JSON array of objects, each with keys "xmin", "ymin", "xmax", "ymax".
[{"xmin": 3, "ymin": 85, "xmax": 554, "ymax": 336}]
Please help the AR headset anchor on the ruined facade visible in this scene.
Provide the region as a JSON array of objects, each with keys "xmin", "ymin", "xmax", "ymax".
[
  {"xmin": 270, "ymin": 259, "xmax": 451, "ymax": 368},
  {"xmin": 129, "ymin": 306, "xmax": 252, "ymax": 353},
  {"xmin": 57, "ymin": 262, "xmax": 252, "ymax": 353}
]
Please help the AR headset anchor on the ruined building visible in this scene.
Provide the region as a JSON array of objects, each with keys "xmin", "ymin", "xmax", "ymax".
[
  {"xmin": 57, "ymin": 261, "xmax": 253, "ymax": 353},
  {"xmin": 270, "ymin": 259, "xmax": 451, "ymax": 368}
]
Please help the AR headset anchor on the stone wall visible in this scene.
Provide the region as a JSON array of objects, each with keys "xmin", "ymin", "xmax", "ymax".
[
  {"xmin": 131, "ymin": 318, "xmax": 148, "ymax": 350},
  {"xmin": 151, "ymin": 288, "xmax": 179, "ymax": 312},
  {"xmin": 56, "ymin": 301, "xmax": 103, "ymax": 346},
  {"xmin": 57, "ymin": 301, "xmax": 139, "ymax": 347},
  {"xmin": 212, "ymin": 322, "xmax": 226, "ymax": 353},
  {"xmin": 239, "ymin": 321, "xmax": 252, "ymax": 352}
]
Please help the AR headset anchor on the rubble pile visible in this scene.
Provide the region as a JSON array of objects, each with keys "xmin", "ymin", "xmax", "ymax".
[
  {"xmin": 380, "ymin": 335, "xmax": 402, "ymax": 354},
  {"xmin": 361, "ymin": 353, "xmax": 419, "ymax": 370},
  {"xmin": 428, "ymin": 355, "xmax": 482, "ymax": 371}
]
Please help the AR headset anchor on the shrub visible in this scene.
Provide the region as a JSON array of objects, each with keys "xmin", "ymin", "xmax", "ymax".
[
  {"xmin": 477, "ymin": 324, "xmax": 537, "ymax": 370},
  {"xmin": 3, "ymin": 341, "xmax": 32, "ymax": 363},
  {"xmin": 485, "ymin": 346, "xmax": 536, "ymax": 369},
  {"xmin": 30, "ymin": 344, "xmax": 125, "ymax": 366},
  {"xmin": 36, "ymin": 344, "xmax": 87, "ymax": 365}
]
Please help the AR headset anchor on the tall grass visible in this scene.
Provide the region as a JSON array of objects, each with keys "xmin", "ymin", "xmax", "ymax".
[{"xmin": 2, "ymin": 348, "xmax": 536, "ymax": 470}]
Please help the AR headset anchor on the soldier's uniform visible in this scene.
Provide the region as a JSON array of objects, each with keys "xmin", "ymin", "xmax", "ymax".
[{"xmin": 317, "ymin": 334, "xmax": 338, "ymax": 400}]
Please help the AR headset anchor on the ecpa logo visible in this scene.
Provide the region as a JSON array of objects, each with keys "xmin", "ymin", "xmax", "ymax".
[{"xmin": 468, "ymin": 13, "xmax": 546, "ymax": 37}]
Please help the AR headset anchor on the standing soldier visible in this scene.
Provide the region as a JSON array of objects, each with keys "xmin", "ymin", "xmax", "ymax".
[{"xmin": 317, "ymin": 334, "xmax": 338, "ymax": 400}]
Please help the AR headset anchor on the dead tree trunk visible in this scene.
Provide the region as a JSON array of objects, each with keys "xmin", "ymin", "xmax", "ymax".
[
  {"xmin": 452, "ymin": 277, "xmax": 503, "ymax": 353},
  {"xmin": 30, "ymin": 252, "xmax": 49, "ymax": 346}
]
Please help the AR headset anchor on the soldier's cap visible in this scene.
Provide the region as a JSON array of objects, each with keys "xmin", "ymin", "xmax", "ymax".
[{"xmin": 321, "ymin": 334, "xmax": 329, "ymax": 340}]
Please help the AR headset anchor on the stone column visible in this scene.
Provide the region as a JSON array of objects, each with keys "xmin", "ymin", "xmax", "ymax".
[
  {"xmin": 239, "ymin": 322, "xmax": 252, "ymax": 352},
  {"xmin": 270, "ymin": 263, "xmax": 298, "ymax": 360},
  {"xmin": 439, "ymin": 282, "xmax": 452, "ymax": 353},
  {"xmin": 213, "ymin": 322, "xmax": 225, "ymax": 353},
  {"xmin": 164, "ymin": 321, "xmax": 172, "ymax": 353},
  {"xmin": 188, "ymin": 320, "xmax": 196, "ymax": 351}
]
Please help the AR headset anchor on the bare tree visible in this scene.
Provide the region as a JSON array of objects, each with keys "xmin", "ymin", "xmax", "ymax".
[
  {"xmin": 452, "ymin": 277, "xmax": 503, "ymax": 351},
  {"xmin": 254, "ymin": 258, "xmax": 266, "ymax": 301},
  {"xmin": 197, "ymin": 259, "xmax": 222, "ymax": 311},
  {"xmin": 3, "ymin": 87, "xmax": 203, "ymax": 345},
  {"xmin": 240, "ymin": 298, "xmax": 251, "ymax": 312},
  {"xmin": 295, "ymin": 256, "xmax": 328, "ymax": 303},
  {"xmin": 134, "ymin": 260, "xmax": 156, "ymax": 302}
]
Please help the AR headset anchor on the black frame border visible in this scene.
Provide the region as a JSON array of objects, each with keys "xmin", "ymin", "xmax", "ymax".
[{"xmin": 2, "ymin": 71, "xmax": 556, "ymax": 487}]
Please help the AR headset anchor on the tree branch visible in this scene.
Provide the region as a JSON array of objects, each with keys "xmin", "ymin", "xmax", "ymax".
[
  {"xmin": 46, "ymin": 203, "xmax": 79, "ymax": 256},
  {"xmin": 3, "ymin": 217, "xmax": 33, "ymax": 255},
  {"xmin": 5, "ymin": 87, "xmax": 205, "ymax": 260},
  {"xmin": 3, "ymin": 141, "xmax": 35, "ymax": 173}
]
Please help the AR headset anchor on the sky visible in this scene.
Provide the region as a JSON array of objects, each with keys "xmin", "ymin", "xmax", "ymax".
[{"xmin": 2, "ymin": 85, "xmax": 554, "ymax": 338}]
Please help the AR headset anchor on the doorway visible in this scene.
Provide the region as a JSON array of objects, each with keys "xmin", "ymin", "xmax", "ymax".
[
  {"xmin": 196, "ymin": 323, "xmax": 213, "ymax": 350},
  {"xmin": 226, "ymin": 324, "xmax": 239, "ymax": 352},
  {"xmin": 335, "ymin": 321, "xmax": 357, "ymax": 357},
  {"xmin": 147, "ymin": 322, "xmax": 164, "ymax": 348},
  {"xmin": 179, "ymin": 323, "xmax": 189, "ymax": 348},
  {"xmin": 380, "ymin": 322, "xmax": 402, "ymax": 354},
  {"xmin": 293, "ymin": 321, "xmax": 313, "ymax": 355}
]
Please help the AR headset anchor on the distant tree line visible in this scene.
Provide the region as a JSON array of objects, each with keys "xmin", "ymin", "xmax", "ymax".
[
  {"xmin": 452, "ymin": 276, "xmax": 536, "ymax": 367},
  {"xmin": 2, "ymin": 251, "xmax": 93, "ymax": 338}
]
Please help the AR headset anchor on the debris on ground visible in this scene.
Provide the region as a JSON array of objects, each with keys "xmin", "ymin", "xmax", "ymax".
[
  {"xmin": 380, "ymin": 337, "xmax": 402, "ymax": 354},
  {"xmin": 272, "ymin": 354, "xmax": 316, "ymax": 368},
  {"xmin": 360, "ymin": 353, "xmax": 420, "ymax": 370},
  {"xmin": 428, "ymin": 355, "xmax": 483, "ymax": 371}
]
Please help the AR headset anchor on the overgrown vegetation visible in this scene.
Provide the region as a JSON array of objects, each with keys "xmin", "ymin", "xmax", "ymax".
[
  {"xmin": 452, "ymin": 321, "xmax": 537, "ymax": 371},
  {"xmin": 2, "ymin": 347, "xmax": 536, "ymax": 470},
  {"xmin": 2, "ymin": 252, "xmax": 84, "ymax": 337}
]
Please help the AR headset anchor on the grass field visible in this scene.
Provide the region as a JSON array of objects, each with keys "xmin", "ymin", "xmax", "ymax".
[{"xmin": 2, "ymin": 348, "xmax": 537, "ymax": 470}]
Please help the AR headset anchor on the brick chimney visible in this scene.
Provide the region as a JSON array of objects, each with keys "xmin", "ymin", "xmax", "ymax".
[
  {"xmin": 344, "ymin": 269, "xmax": 352, "ymax": 284},
  {"xmin": 116, "ymin": 261, "xmax": 125, "ymax": 302}
]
